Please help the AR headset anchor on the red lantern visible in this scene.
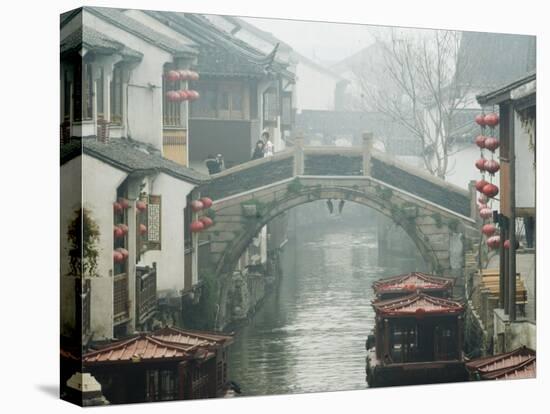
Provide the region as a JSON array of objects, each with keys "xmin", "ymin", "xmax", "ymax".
[
  {"xmin": 166, "ymin": 70, "xmax": 180, "ymax": 82},
  {"xmin": 119, "ymin": 224, "xmax": 129, "ymax": 235},
  {"xmin": 484, "ymin": 113, "xmax": 499, "ymax": 127},
  {"xmin": 189, "ymin": 71, "xmax": 199, "ymax": 81},
  {"xmin": 475, "ymin": 114, "xmax": 486, "ymax": 127},
  {"xmin": 484, "ymin": 137, "xmax": 500, "ymax": 152},
  {"xmin": 482, "ymin": 223, "xmax": 497, "ymax": 237},
  {"xmin": 191, "ymin": 200, "xmax": 204, "ymax": 212},
  {"xmin": 478, "ymin": 203, "xmax": 488, "ymax": 211},
  {"xmin": 113, "ymin": 250, "xmax": 124, "ymax": 263},
  {"xmin": 474, "ymin": 135, "xmax": 486, "ymax": 149},
  {"xmin": 118, "ymin": 198, "xmax": 130, "ymax": 209},
  {"xmin": 475, "ymin": 179, "xmax": 489, "ymax": 192},
  {"xmin": 190, "ymin": 220, "xmax": 204, "ymax": 233},
  {"xmin": 504, "ymin": 239, "xmax": 520, "ymax": 249},
  {"xmin": 187, "ymin": 90, "xmax": 200, "ymax": 101},
  {"xmin": 178, "ymin": 90, "xmax": 189, "ymax": 101},
  {"xmin": 139, "ymin": 224, "xmax": 147, "ymax": 235},
  {"xmin": 113, "ymin": 202, "xmax": 123, "ymax": 213},
  {"xmin": 478, "ymin": 194, "xmax": 488, "ymax": 204},
  {"xmin": 117, "ymin": 248, "xmax": 129, "ymax": 260},
  {"xmin": 199, "ymin": 216, "xmax": 213, "ymax": 229},
  {"xmin": 484, "ymin": 159, "xmax": 500, "ymax": 175},
  {"xmin": 166, "ymin": 91, "xmax": 180, "ymax": 102},
  {"xmin": 482, "ymin": 183, "xmax": 499, "ymax": 198},
  {"xmin": 114, "ymin": 225, "xmax": 125, "ymax": 239},
  {"xmin": 178, "ymin": 69, "xmax": 191, "ymax": 80},
  {"xmin": 479, "ymin": 208, "xmax": 493, "ymax": 220},
  {"xmin": 136, "ymin": 200, "xmax": 147, "ymax": 212},
  {"xmin": 487, "ymin": 235, "xmax": 500, "ymax": 249},
  {"xmin": 200, "ymin": 197, "xmax": 213, "ymax": 209},
  {"xmin": 475, "ymin": 158, "xmax": 486, "ymax": 171}
]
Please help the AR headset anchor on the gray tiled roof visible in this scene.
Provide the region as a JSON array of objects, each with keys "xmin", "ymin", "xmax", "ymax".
[
  {"xmin": 61, "ymin": 26, "xmax": 143, "ymax": 60},
  {"xmin": 61, "ymin": 137, "xmax": 208, "ymax": 184},
  {"xmin": 84, "ymin": 7, "xmax": 197, "ymax": 56}
]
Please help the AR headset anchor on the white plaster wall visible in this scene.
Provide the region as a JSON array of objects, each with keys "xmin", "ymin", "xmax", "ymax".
[
  {"xmin": 295, "ymin": 62, "xmax": 338, "ymax": 111},
  {"xmin": 140, "ymin": 173, "xmax": 195, "ymax": 293},
  {"xmin": 82, "ymin": 10, "xmax": 175, "ymax": 151},
  {"xmin": 514, "ymin": 112, "xmax": 535, "ymax": 209},
  {"xmin": 82, "ymin": 155, "xmax": 127, "ymax": 340},
  {"xmin": 60, "ymin": 156, "xmax": 82, "ymax": 336}
]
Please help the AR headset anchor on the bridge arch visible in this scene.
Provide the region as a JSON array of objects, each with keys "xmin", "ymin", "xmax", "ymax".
[{"xmin": 204, "ymin": 175, "xmax": 477, "ymax": 280}]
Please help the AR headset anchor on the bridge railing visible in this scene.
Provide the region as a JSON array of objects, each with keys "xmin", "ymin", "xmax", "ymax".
[{"xmin": 201, "ymin": 131, "xmax": 472, "ymax": 218}]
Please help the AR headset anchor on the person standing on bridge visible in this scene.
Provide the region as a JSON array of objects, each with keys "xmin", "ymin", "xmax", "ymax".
[
  {"xmin": 252, "ymin": 140, "xmax": 265, "ymax": 160},
  {"xmin": 205, "ymin": 154, "xmax": 220, "ymax": 175},
  {"xmin": 262, "ymin": 130, "xmax": 274, "ymax": 157}
]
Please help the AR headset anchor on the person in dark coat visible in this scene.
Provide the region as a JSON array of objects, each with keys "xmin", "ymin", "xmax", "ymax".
[
  {"xmin": 205, "ymin": 154, "xmax": 221, "ymax": 174},
  {"xmin": 252, "ymin": 140, "xmax": 265, "ymax": 160}
]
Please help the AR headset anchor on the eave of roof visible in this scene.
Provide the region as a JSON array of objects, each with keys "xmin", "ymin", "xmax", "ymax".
[
  {"xmin": 61, "ymin": 137, "xmax": 208, "ymax": 185},
  {"xmin": 373, "ymin": 272, "xmax": 453, "ymax": 293},
  {"xmin": 372, "ymin": 292, "xmax": 464, "ymax": 317},
  {"xmin": 476, "ymin": 71, "xmax": 536, "ymax": 106},
  {"xmin": 60, "ymin": 25, "xmax": 143, "ymax": 61},
  {"xmin": 145, "ymin": 11, "xmax": 294, "ymax": 80},
  {"xmin": 84, "ymin": 7, "xmax": 197, "ymax": 57}
]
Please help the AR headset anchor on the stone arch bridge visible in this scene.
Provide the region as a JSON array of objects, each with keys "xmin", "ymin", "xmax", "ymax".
[{"xmin": 198, "ymin": 135, "xmax": 479, "ymax": 318}]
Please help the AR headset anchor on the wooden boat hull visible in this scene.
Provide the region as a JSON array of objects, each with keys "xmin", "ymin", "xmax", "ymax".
[{"xmin": 366, "ymin": 349, "xmax": 468, "ymax": 387}]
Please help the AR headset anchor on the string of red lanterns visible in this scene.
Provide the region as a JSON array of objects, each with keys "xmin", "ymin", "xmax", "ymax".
[
  {"xmin": 474, "ymin": 111, "xmax": 501, "ymax": 250},
  {"xmin": 190, "ymin": 197, "xmax": 215, "ymax": 233}
]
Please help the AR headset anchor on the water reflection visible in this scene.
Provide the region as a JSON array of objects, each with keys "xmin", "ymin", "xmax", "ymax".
[{"xmin": 228, "ymin": 214, "xmax": 423, "ymax": 396}]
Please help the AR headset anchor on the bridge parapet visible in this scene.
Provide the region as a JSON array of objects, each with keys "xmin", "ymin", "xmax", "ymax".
[{"xmin": 200, "ymin": 134, "xmax": 471, "ymax": 218}]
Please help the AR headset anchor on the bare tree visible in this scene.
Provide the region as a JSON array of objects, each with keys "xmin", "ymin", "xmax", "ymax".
[{"xmin": 351, "ymin": 28, "xmax": 475, "ymax": 179}]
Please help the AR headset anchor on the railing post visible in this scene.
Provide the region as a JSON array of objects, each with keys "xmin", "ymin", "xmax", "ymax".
[
  {"xmin": 362, "ymin": 132, "xmax": 373, "ymax": 176},
  {"xmin": 294, "ymin": 131, "xmax": 304, "ymax": 176}
]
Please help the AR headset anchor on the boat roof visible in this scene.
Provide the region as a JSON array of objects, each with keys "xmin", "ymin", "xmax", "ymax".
[
  {"xmin": 373, "ymin": 272, "xmax": 454, "ymax": 294},
  {"xmin": 372, "ymin": 292, "xmax": 464, "ymax": 318}
]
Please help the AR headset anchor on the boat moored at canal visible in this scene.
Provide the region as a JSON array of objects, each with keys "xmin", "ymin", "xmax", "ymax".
[
  {"xmin": 372, "ymin": 272, "xmax": 455, "ymax": 300},
  {"xmin": 366, "ymin": 291, "xmax": 467, "ymax": 387}
]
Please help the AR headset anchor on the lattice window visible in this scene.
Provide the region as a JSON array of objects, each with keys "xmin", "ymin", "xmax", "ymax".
[
  {"xmin": 263, "ymin": 87, "xmax": 278, "ymax": 125},
  {"xmin": 146, "ymin": 195, "xmax": 162, "ymax": 251}
]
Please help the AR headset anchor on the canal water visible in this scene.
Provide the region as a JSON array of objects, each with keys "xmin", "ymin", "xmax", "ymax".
[{"xmin": 228, "ymin": 206, "xmax": 425, "ymax": 397}]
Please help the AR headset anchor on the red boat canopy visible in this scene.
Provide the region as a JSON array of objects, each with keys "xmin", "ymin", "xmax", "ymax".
[
  {"xmin": 372, "ymin": 292, "xmax": 464, "ymax": 318},
  {"xmin": 373, "ymin": 272, "xmax": 454, "ymax": 295}
]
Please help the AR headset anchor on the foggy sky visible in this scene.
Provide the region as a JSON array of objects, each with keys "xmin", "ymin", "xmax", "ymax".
[{"xmin": 242, "ymin": 16, "xmax": 375, "ymax": 66}]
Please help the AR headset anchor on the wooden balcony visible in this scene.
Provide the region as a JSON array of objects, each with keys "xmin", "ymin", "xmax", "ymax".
[{"xmin": 136, "ymin": 264, "xmax": 157, "ymax": 324}]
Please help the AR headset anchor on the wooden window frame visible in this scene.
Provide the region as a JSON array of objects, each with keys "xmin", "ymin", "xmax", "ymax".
[{"xmin": 110, "ymin": 65, "xmax": 124, "ymax": 125}]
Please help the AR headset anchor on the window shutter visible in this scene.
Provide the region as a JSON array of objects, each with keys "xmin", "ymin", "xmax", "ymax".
[{"xmin": 146, "ymin": 195, "xmax": 162, "ymax": 251}]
